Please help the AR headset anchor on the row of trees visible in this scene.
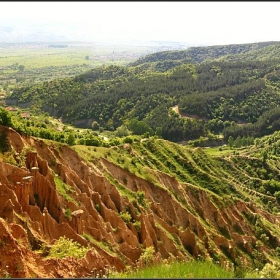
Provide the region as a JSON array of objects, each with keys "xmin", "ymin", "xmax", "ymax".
[{"xmin": 227, "ymin": 135, "xmax": 255, "ymax": 148}]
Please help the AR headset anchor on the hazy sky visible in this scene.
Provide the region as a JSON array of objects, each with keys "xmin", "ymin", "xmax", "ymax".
[{"xmin": 1, "ymin": 1, "xmax": 280, "ymax": 45}]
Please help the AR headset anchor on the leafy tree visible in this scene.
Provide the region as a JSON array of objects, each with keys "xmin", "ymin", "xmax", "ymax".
[
  {"xmin": 241, "ymin": 136, "xmax": 248, "ymax": 147},
  {"xmin": 18, "ymin": 65, "xmax": 25, "ymax": 71},
  {"xmin": 115, "ymin": 125, "xmax": 130, "ymax": 137},
  {"xmin": 67, "ymin": 133, "xmax": 76, "ymax": 146},
  {"xmin": 127, "ymin": 118, "xmax": 153, "ymax": 136},
  {"xmin": 0, "ymin": 107, "xmax": 12, "ymax": 127},
  {"xmin": 84, "ymin": 136, "xmax": 101, "ymax": 146},
  {"xmin": 91, "ymin": 121, "xmax": 100, "ymax": 131},
  {"xmin": 234, "ymin": 136, "xmax": 242, "ymax": 148},
  {"xmin": 228, "ymin": 136, "xmax": 234, "ymax": 148}
]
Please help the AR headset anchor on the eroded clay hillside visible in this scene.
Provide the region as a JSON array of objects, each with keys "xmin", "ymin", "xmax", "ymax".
[{"xmin": 1, "ymin": 125, "xmax": 280, "ymax": 278}]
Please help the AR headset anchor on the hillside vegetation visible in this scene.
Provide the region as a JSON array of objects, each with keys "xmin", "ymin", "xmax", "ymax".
[
  {"xmin": 129, "ymin": 41, "xmax": 280, "ymax": 66},
  {"xmin": 3, "ymin": 41, "xmax": 280, "ymax": 278},
  {"xmin": 6, "ymin": 41, "xmax": 280, "ymax": 145},
  {"xmin": 1, "ymin": 122, "xmax": 280, "ymax": 277}
]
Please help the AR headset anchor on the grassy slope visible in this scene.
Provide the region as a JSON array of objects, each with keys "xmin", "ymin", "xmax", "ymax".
[
  {"xmin": 74, "ymin": 135, "xmax": 280, "ymax": 213},
  {"xmin": 72, "ymin": 133, "xmax": 280, "ymax": 277}
]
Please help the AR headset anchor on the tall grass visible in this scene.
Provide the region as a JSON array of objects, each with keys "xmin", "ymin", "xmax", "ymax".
[{"xmin": 110, "ymin": 260, "xmax": 234, "ymax": 278}]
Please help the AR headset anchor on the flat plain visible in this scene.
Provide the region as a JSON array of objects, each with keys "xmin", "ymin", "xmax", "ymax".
[{"xmin": 0, "ymin": 42, "xmax": 155, "ymax": 93}]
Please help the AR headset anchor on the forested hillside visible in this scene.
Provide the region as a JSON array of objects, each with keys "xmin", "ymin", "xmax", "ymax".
[
  {"xmin": 129, "ymin": 41, "xmax": 280, "ymax": 68},
  {"xmin": 6, "ymin": 41, "xmax": 280, "ymax": 145}
]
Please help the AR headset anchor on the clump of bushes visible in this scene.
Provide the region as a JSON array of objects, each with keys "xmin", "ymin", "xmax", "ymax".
[
  {"xmin": 48, "ymin": 236, "xmax": 88, "ymax": 259},
  {"xmin": 119, "ymin": 210, "xmax": 132, "ymax": 224}
]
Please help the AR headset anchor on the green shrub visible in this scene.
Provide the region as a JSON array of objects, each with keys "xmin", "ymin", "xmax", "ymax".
[
  {"xmin": 133, "ymin": 221, "xmax": 141, "ymax": 232},
  {"xmin": 65, "ymin": 208, "xmax": 72, "ymax": 220},
  {"xmin": 95, "ymin": 203, "xmax": 100, "ymax": 212},
  {"xmin": 124, "ymin": 136, "xmax": 133, "ymax": 144},
  {"xmin": 119, "ymin": 211, "xmax": 132, "ymax": 224},
  {"xmin": 0, "ymin": 107, "xmax": 12, "ymax": 127},
  {"xmin": 136, "ymin": 191, "xmax": 147, "ymax": 208},
  {"xmin": 49, "ymin": 236, "xmax": 88, "ymax": 259},
  {"xmin": 138, "ymin": 246, "xmax": 155, "ymax": 267},
  {"xmin": 260, "ymin": 262, "xmax": 280, "ymax": 278}
]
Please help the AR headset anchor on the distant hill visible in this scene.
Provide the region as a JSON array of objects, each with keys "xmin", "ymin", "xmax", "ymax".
[
  {"xmin": 129, "ymin": 41, "xmax": 280, "ymax": 71},
  {"xmin": 219, "ymin": 42, "xmax": 280, "ymax": 61}
]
